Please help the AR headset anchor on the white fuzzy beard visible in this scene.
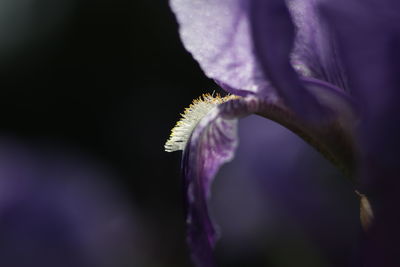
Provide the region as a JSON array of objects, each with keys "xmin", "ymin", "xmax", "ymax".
[{"xmin": 165, "ymin": 93, "xmax": 236, "ymax": 152}]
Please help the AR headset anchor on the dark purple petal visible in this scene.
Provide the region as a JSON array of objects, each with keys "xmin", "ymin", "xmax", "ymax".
[
  {"xmin": 249, "ymin": 0, "xmax": 332, "ymax": 123},
  {"xmin": 322, "ymin": 1, "xmax": 400, "ymax": 265},
  {"xmin": 182, "ymin": 80, "xmax": 357, "ymax": 266},
  {"xmin": 257, "ymin": 78, "xmax": 358, "ymax": 178},
  {"xmin": 215, "ymin": 115, "xmax": 360, "ymax": 265}
]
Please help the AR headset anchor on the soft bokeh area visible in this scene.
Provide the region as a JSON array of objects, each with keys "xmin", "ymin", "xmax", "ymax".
[
  {"xmin": 0, "ymin": 140, "xmax": 148, "ymax": 267},
  {"xmin": 213, "ymin": 116, "xmax": 360, "ymax": 267},
  {"xmin": 0, "ymin": 1, "xmax": 361, "ymax": 267}
]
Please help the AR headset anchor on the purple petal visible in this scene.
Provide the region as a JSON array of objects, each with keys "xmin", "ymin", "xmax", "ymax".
[
  {"xmin": 288, "ymin": 0, "xmax": 349, "ymax": 91},
  {"xmin": 170, "ymin": 0, "xmax": 348, "ymax": 123},
  {"xmin": 169, "ymin": 0, "xmax": 274, "ymax": 97},
  {"xmin": 257, "ymin": 78, "xmax": 358, "ymax": 177},
  {"xmin": 182, "ymin": 97, "xmax": 259, "ymax": 267},
  {"xmin": 249, "ymin": 0, "xmax": 333, "ymax": 122},
  {"xmin": 182, "ymin": 80, "xmax": 357, "ymax": 266},
  {"xmin": 215, "ymin": 115, "xmax": 360, "ymax": 265},
  {"xmin": 322, "ymin": 1, "xmax": 400, "ymax": 265}
]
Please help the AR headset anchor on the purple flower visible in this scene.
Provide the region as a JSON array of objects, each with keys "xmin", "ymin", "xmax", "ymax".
[{"xmin": 166, "ymin": 1, "xmax": 400, "ymax": 266}]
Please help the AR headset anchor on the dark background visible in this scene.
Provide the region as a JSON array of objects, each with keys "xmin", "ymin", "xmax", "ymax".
[
  {"xmin": 0, "ymin": 0, "xmax": 215, "ymax": 266},
  {"xmin": 0, "ymin": 1, "xmax": 360, "ymax": 267}
]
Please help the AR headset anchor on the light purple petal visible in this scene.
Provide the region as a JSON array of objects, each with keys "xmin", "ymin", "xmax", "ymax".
[
  {"xmin": 170, "ymin": 0, "xmax": 274, "ymax": 97},
  {"xmin": 288, "ymin": 0, "xmax": 349, "ymax": 91},
  {"xmin": 170, "ymin": 0, "xmax": 348, "ymax": 122}
]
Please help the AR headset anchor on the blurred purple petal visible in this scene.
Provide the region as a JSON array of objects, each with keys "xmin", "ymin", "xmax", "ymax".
[
  {"xmin": 213, "ymin": 115, "xmax": 360, "ymax": 266},
  {"xmin": 322, "ymin": 1, "xmax": 400, "ymax": 265},
  {"xmin": 0, "ymin": 140, "xmax": 149, "ymax": 267}
]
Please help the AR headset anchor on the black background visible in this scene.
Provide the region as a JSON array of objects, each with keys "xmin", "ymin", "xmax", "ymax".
[{"xmin": 0, "ymin": 1, "xmax": 219, "ymax": 266}]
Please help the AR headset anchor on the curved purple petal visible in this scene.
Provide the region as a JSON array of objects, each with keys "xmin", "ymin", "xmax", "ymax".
[
  {"xmin": 288, "ymin": 0, "xmax": 349, "ymax": 91},
  {"xmin": 170, "ymin": 0, "xmax": 349, "ymax": 122},
  {"xmin": 182, "ymin": 97, "xmax": 259, "ymax": 267},
  {"xmin": 321, "ymin": 1, "xmax": 400, "ymax": 265},
  {"xmin": 249, "ymin": 0, "xmax": 333, "ymax": 123},
  {"xmin": 182, "ymin": 80, "xmax": 357, "ymax": 266},
  {"xmin": 169, "ymin": 0, "xmax": 274, "ymax": 97}
]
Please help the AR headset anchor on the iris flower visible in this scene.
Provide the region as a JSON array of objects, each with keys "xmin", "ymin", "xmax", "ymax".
[{"xmin": 165, "ymin": 1, "xmax": 400, "ymax": 266}]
